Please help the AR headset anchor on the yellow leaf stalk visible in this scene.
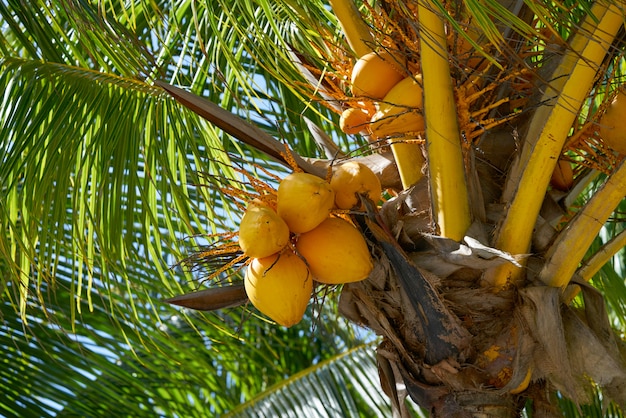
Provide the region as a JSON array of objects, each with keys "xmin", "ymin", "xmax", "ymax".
[
  {"xmin": 417, "ymin": 0, "xmax": 471, "ymax": 241},
  {"xmin": 483, "ymin": 2, "xmax": 624, "ymax": 289},
  {"xmin": 509, "ymin": 367, "xmax": 533, "ymax": 395},
  {"xmin": 578, "ymin": 228, "xmax": 626, "ymax": 282},
  {"xmin": 563, "ymin": 228, "xmax": 626, "ymax": 303},
  {"xmin": 390, "ymin": 141, "xmax": 426, "ymax": 189},
  {"xmin": 539, "ymin": 160, "xmax": 626, "ymax": 288},
  {"xmin": 328, "ymin": 0, "xmax": 375, "ymax": 58}
]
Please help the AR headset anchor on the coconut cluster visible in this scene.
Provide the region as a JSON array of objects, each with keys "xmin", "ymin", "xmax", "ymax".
[
  {"xmin": 239, "ymin": 166, "xmax": 381, "ymax": 327},
  {"xmin": 339, "ymin": 51, "xmax": 425, "ymax": 141},
  {"xmin": 344, "ymin": 50, "xmax": 580, "ymax": 194}
]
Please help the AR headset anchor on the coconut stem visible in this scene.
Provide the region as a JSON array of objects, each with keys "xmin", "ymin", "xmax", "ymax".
[
  {"xmin": 539, "ymin": 160, "xmax": 626, "ymax": 288},
  {"xmin": 328, "ymin": 0, "xmax": 374, "ymax": 58},
  {"xmin": 417, "ymin": 0, "xmax": 471, "ymax": 241},
  {"xmin": 483, "ymin": 2, "xmax": 624, "ymax": 289}
]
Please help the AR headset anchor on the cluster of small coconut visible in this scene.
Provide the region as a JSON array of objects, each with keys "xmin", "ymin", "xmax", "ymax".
[
  {"xmin": 238, "ymin": 162, "xmax": 382, "ymax": 327},
  {"xmin": 339, "ymin": 51, "xmax": 425, "ymax": 139}
]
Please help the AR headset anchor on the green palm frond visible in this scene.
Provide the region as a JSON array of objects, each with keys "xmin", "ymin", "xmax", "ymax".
[
  {"xmin": 0, "ymin": 0, "xmax": 153, "ymax": 72},
  {"xmin": 1, "ymin": 265, "xmax": 368, "ymax": 416},
  {"xmin": 225, "ymin": 341, "xmax": 427, "ymax": 418},
  {"xmin": 0, "ymin": 57, "xmax": 239, "ymax": 322}
]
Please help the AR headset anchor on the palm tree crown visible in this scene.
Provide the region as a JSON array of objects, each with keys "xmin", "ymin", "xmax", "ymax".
[{"xmin": 1, "ymin": 0, "xmax": 626, "ymax": 416}]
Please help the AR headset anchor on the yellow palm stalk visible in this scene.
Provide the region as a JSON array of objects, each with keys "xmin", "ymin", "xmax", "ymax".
[
  {"xmin": 328, "ymin": 0, "xmax": 374, "ymax": 58},
  {"xmin": 483, "ymin": 2, "xmax": 624, "ymax": 289},
  {"xmin": 577, "ymin": 228, "xmax": 626, "ymax": 283},
  {"xmin": 563, "ymin": 228, "xmax": 626, "ymax": 302},
  {"xmin": 539, "ymin": 160, "xmax": 626, "ymax": 288},
  {"xmin": 417, "ymin": 0, "xmax": 470, "ymax": 241},
  {"xmin": 390, "ymin": 141, "xmax": 426, "ymax": 190}
]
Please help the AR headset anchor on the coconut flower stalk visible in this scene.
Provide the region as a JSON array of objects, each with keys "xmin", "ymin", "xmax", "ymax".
[
  {"xmin": 418, "ymin": 0, "xmax": 471, "ymax": 241},
  {"xmin": 483, "ymin": 1, "xmax": 625, "ymax": 289},
  {"xmin": 369, "ymin": 74, "xmax": 428, "ymax": 190},
  {"xmin": 389, "ymin": 140, "xmax": 426, "ymax": 190}
]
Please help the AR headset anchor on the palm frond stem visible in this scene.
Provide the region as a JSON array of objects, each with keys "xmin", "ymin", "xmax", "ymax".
[
  {"xmin": 389, "ymin": 139, "xmax": 426, "ymax": 189},
  {"xmin": 154, "ymin": 80, "xmax": 326, "ymax": 177},
  {"xmin": 483, "ymin": 2, "xmax": 624, "ymax": 289},
  {"xmin": 328, "ymin": 0, "xmax": 374, "ymax": 58},
  {"xmin": 563, "ymin": 227, "xmax": 626, "ymax": 303},
  {"xmin": 418, "ymin": 0, "xmax": 471, "ymax": 241},
  {"xmin": 578, "ymin": 227, "xmax": 626, "ymax": 283},
  {"xmin": 539, "ymin": 159, "xmax": 626, "ymax": 288}
]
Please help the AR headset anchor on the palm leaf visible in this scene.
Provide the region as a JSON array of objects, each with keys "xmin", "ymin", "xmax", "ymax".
[
  {"xmin": 0, "ymin": 0, "xmax": 347, "ymax": 329},
  {"xmin": 0, "ymin": 57, "xmax": 238, "ymax": 320},
  {"xmin": 1, "ymin": 259, "xmax": 369, "ymax": 416},
  {"xmin": 225, "ymin": 341, "xmax": 427, "ymax": 418}
]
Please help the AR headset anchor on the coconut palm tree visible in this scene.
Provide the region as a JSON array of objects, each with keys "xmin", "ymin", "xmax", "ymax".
[{"xmin": 1, "ymin": 0, "xmax": 625, "ymax": 417}]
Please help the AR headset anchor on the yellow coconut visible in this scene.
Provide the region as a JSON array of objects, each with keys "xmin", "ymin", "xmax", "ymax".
[
  {"xmin": 244, "ymin": 251, "xmax": 312, "ymax": 327},
  {"xmin": 370, "ymin": 74, "xmax": 425, "ymax": 139},
  {"xmin": 238, "ymin": 205, "xmax": 290, "ymax": 259},
  {"xmin": 599, "ymin": 89, "xmax": 626, "ymax": 155},
  {"xmin": 550, "ymin": 159, "xmax": 574, "ymax": 191},
  {"xmin": 339, "ymin": 107, "xmax": 371, "ymax": 135},
  {"xmin": 247, "ymin": 194, "xmax": 278, "ymax": 211},
  {"xmin": 351, "ymin": 51, "xmax": 406, "ymax": 100},
  {"xmin": 296, "ymin": 217, "xmax": 373, "ymax": 284},
  {"xmin": 277, "ymin": 172, "xmax": 335, "ymax": 233},
  {"xmin": 330, "ymin": 161, "xmax": 382, "ymax": 209}
]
